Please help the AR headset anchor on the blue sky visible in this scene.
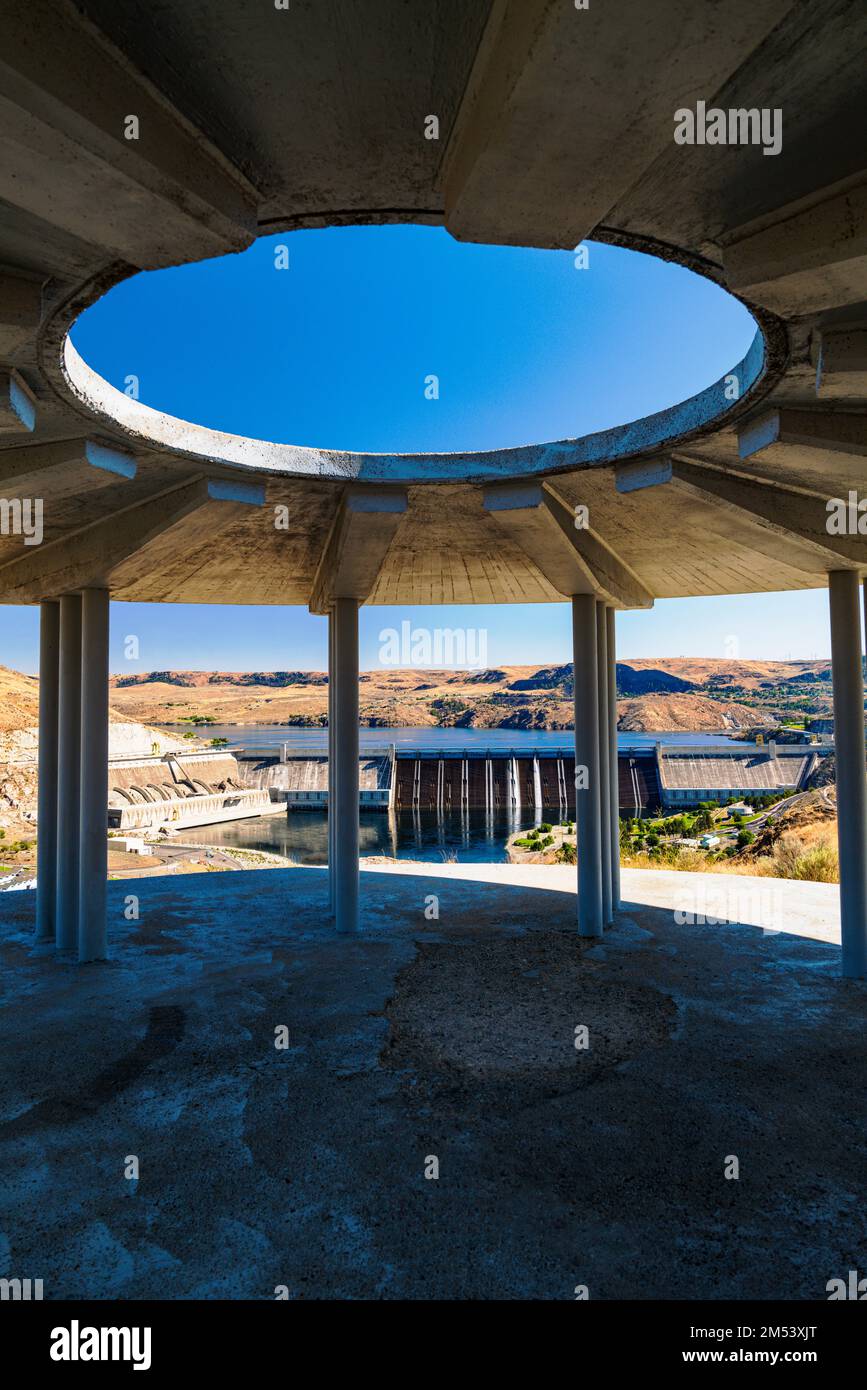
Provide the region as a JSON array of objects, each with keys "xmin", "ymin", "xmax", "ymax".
[{"xmin": 3, "ymin": 226, "xmax": 836, "ymax": 672}]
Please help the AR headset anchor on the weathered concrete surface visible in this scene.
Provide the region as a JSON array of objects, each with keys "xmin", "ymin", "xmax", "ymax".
[
  {"xmin": 1, "ymin": 2, "xmax": 866, "ymax": 607},
  {"xmin": 442, "ymin": 0, "xmax": 794, "ymax": 249},
  {"xmin": 0, "ymin": 863, "xmax": 864, "ymax": 1300}
]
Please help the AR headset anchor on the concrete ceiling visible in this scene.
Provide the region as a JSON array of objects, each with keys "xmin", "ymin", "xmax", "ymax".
[{"xmin": 0, "ymin": 0, "xmax": 865, "ymax": 610}]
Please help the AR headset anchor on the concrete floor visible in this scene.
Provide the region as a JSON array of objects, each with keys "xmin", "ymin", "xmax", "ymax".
[{"xmin": 0, "ymin": 863, "xmax": 864, "ymax": 1300}]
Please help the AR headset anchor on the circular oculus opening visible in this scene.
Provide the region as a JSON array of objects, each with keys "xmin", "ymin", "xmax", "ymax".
[{"xmin": 64, "ymin": 225, "xmax": 763, "ymax": 485}]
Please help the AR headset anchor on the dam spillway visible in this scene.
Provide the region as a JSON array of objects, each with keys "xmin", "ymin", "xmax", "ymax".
[
  {"xmin": 233, "ymin": 739, "xmax": 830, "ymax": 818},
  {"xmin": 394, "ymin": 754, "xmax": 574, "ymax": 814}
]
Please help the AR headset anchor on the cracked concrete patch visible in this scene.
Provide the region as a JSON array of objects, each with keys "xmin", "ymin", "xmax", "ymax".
[{"xmin": 382, "ymin": 932, "xmax": 677, "ymax": 1094}]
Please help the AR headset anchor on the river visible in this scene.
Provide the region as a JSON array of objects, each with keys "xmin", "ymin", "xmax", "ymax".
[{"xmin": 161, "ymin": 723, "xmax": 743, "ymax": 754}]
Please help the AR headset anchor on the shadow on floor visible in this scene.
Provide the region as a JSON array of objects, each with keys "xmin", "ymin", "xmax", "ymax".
[{"xmin": 0, "ymin": 865, "xmax": 864, "ymax": 1299}]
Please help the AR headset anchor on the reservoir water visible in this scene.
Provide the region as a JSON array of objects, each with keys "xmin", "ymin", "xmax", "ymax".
[
  {"xmin": 162, "ymin": 723, "xmax": 742, "ymax": 755},
  {"xmin": 182, "ymin": 806, "xmax": 555, "ymax": 865}
]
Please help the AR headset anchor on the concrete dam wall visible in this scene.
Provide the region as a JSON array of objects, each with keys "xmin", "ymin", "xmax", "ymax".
[
  {"xmin": 107, "ymin": 748, "xmax": 278, "ymax": 831},
  {"xmin": 393, "ymin": 755, "xmax": 577, "ymax": 813},
  {"xmin": 234, "ymin": 741, "xmax": 828, "ymax": 817},
  {"xmin": 241, "ymin": 755, "xmax": 391, "ymax": 794},
  {"xmin": 239, "ymin": 753, "xmax": 392, "ymax": 809}
]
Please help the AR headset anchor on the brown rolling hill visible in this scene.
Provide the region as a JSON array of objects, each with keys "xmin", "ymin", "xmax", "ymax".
[
  {"xmin": 0, "ymin": 665, "xmax": 201, "ymax": 840},
  {"xmin": 103, "ymin": 657, "xmax": 834, "ymax": 733},
  {"xmin": 0, "ymin": 665, "xmax": 40, "ymax": 733},
  {"xmin": 0, "ymin": 658, "xmax": 834, "ymax": 744},
  {"xmin": 622, "ymin": 657, "xmax": 831, "ymax": 691}
]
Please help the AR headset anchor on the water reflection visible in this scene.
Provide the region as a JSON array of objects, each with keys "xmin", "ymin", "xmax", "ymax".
[{"xmin": 185, "ymin": 806, "xmax": 557, "ymax": 865}]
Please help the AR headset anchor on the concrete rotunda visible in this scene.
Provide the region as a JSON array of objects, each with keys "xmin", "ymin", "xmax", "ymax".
[{"xmin": 1, "ymin": 0, "xmax": 866, "ymax": 970}]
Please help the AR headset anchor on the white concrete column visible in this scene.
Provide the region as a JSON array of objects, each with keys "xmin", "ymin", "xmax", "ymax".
[
  {"xmin": 327, "ymin": 608, "xmax": 335, "ymax": 912},
  {"xmin": 829, "ymin": 571, "xmax": 867, "ymax": 977},
  {"xmin": 572, "ymin": 595, "xmax": 603, "ymax": 937},
  {"xmin": 606, "ymin": 605, "xmax": 621, "ymax": 911},
  {"xmin": 596, "ymin": 601, "xmax": 613, "ymax": 926},
  {"xmin": 55, "ymin": 593, "xmax": 82, "ymax": 952},
  {"xmin": 333, "ymin": 597, "xmax": 359, "ymax": 934},
  {"xmin": 78, "ymin": 588, "xmax": 109, "ymax": 962},
  {"xmin": 35, "ymin": 600, "xmax": 60, "ymax": 942}
]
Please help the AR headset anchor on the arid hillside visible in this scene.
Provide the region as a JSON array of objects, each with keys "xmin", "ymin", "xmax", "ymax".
[
  {"xmin": 0, "ymin": 657, "xmax": 835, "ymax": 748},
  {"xmin": 0, "ymin": 665, "xmax": 200, "ymax": 842},
  {"xmin": 104, "ymin": 657, "xmax": 835, "ymax": 733},
  {"xmin": 617, "ymin": 694, "xmax": 764, "ymax": 732},
  {"xmin": 623, "ymin": 657, "xmax": 831, "ymax": 690},
  {"xmin": 0, "ymin": 665, "xmax": 40, "ymax": 733}
]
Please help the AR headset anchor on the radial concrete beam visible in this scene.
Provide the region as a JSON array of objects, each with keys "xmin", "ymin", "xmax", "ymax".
[
  {"xmin": 0, "ymin": 369, "xmax": 37, "ymax": 433},
  {"xmin": 664, "ymin": 458, "xmax": 866, "ymax": 568},
  {"xmin": 309, "ymin": 487, "xmax": 407, "ymax": 615},
  {"xmin": 0, "ymin": 475, "xmax": 264, "ymax": 602},
  {"xmin": 615, "ymin": 458, "xmax": 675, "ymax": 494},
  {"xmin": 442, "ymin": 0, "xmax": 793, "ymax": 248},
  {"xmin": 0, "ymin": 269, "xmax": 43, "ymax": 356},
  {"xmin": 484, "ymin": 481, "xmax": 653, "ymax": 609},
  {"xmin": 723, "ymin": 180, "xmax": 867, "ymax": 315},
  {"xmin": 737, "ymin": 409, "xmax": 867, "ymax": 490},
  {"xmin": 0, "ymin": 437, "xmax": 137, "ymax": 496},
  {"xmin": 814, "ymin": 326, "xmax": 867, "ymax": 399},
  {"xmin": 739, "ymin": 409, "xmax": 867, "ymax": 462},
  {"xmin": 0, "ymin": 0, "xmax": 256, "ymax": 269}
]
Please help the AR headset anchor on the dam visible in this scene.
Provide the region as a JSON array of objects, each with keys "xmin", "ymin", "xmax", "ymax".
[
  {"xmin": 234, "ymin": 738, "xmax": 830, "ymax": 819},
  {"xmin": 107, "ymin": 746, "xmax": 279, "ymax": 832}
]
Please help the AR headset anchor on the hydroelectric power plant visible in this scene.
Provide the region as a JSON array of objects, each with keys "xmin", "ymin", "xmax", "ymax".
[
  {"xmin": 233, "ymin": 737, "xmax": 830, "ymax": 819},
  {"xmin": 1, "ymin": 0, "xmax": 866, "ymax": 1315}
]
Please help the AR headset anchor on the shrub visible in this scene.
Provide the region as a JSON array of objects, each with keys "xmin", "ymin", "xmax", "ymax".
[
  {"xmin": 773, "ymin": 832, "xmax": 804, "ymax": 879},
  {"xmin": 772, "ymin": 834, "xmax": 838, "ymax": 883},
  {"xmin": 791, "ymin": 843, "xmax": 839, "ymax": 883},
  {"xmin": 539, "ymin": 822, "xmax": 552, "ymax": 833}
]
